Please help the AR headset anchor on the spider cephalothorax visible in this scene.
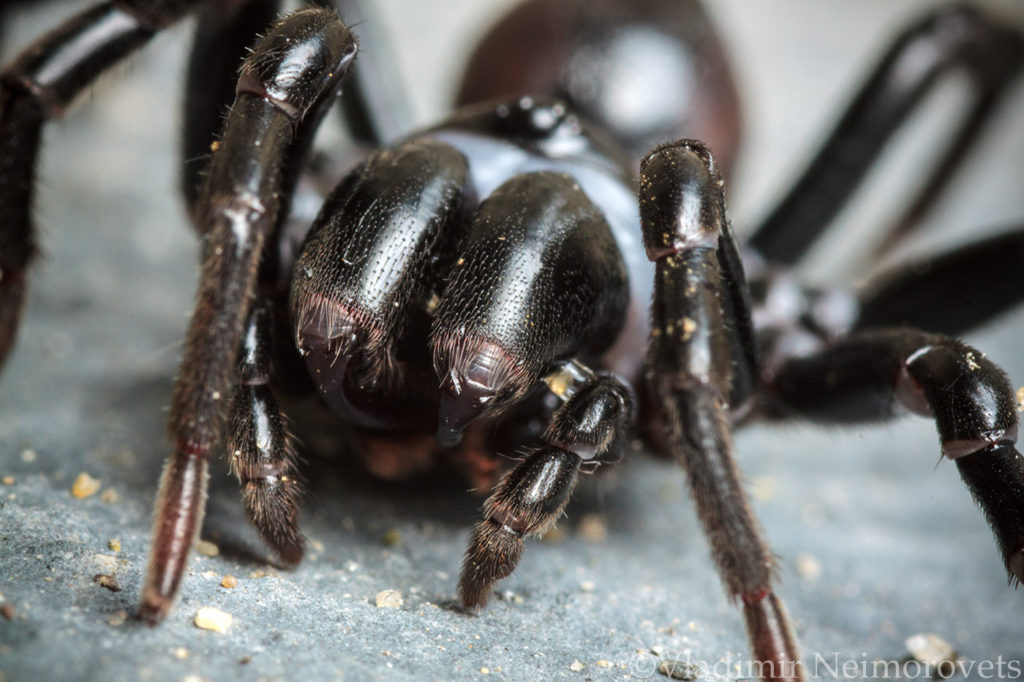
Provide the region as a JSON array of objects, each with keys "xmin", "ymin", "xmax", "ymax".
[{"xmin": 3, "ymin": 2, "xmax": 1024, "ymax": 680}]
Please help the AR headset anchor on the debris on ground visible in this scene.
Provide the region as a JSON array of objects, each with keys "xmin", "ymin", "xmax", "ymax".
[
  {"xmin": 92, "ymin": 574, "xmax": 121, "ymax": 592},
  {"xmin": 375, "ymin": 589, "xmax": 403, "ymax": 608},
  {"xmin": 577, "ymin": 514, "xmax": 607, "ymax": 543},
  {"xmin": 194, "ymin": 606, "xmax": 233, "ymax": 633},
  {"xmin": 70, "ymin": 473, "xmax": 101, "ymax": 499},
  {"xmin": 195, "ymin": 539, "xmax": 219, "ymax": 557},
  {"xmin": 905, "ymin": 632, "xmax": 959, "ymax": 677},
  {"xmin": 658, "ymin": 659, "xmax": 701, "ymax": 680}
]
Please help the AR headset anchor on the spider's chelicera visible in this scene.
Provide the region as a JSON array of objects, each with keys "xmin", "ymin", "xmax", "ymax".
[{"xmin": 2, "ymin": 1, "xmax": 1023, "ymax": 680}]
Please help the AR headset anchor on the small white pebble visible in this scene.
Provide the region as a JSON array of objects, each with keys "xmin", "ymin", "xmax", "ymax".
[
  {"xmin": 106, "ymin": 610, "xmax": 128, "ymax": 627},
  {"xmin": 905, "ymin": 632, "xmax": 957, "ymax": 667},
  {"xmin": 580, "ymin": 580, "xmax": 595, "ymax": 592},
  {"xmin": 749, "ymin": 476, "xmax": 776, "ymax": 502},
  {"xmin": 375, "ymin": 589, "xmax": 403, "ymax": 608},
  {"xmin": 92, "ymin": 554, "xmax": 119, "ymax": 574},
  {"xmin": 195, "ymin": 540, "xmax": 219, "ymax": 557},
  {"xmin": 796, "ymin": 553, "xmax": 823, "ymax": 582},
  {"xmin": 570, "ymin": 660, "xmax": 585, "ymax": 672},
  {"xmin": 577, "ymin": 514, "xmax": 607, "ymax": 543},
  {"xmin": 194, "ymin": 606, "xmax": 233, "ymax": 633},
  {"xmin": 595, "ymin": 660, "xmax": 612, "ymax": 668},
  {"xmin": 20, "ymin": 449, "xmax": 36, "ymax": 463},
  {"xmin": 173, "ymin": 647, "xmax": 189, "ymax": 660},
  {"xmin": 480, "ymin": 667, "xmax": 490, "ymax": 675}
]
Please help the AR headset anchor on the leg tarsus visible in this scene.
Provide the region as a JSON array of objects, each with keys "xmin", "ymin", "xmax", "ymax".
[{"xmin": 138, "ymin": 442, "xmax": 209, "ymax": 625}]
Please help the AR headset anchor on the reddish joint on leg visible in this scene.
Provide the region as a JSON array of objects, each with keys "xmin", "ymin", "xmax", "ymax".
[{"xmin": 741, "ymin": 591, "xmax": 805, "ymax": 681}]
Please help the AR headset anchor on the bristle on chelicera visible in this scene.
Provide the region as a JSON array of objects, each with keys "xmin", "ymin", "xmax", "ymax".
[
  {"xmin": 1008, "ymin": 549, "xmax": 1024, "ymax": 588},
  {"xmin": 431, "ymin": 334, "xmax": 536, "ymax": 447},
  {"xmin": 291, "ymin": 289, "xmax": 397, "ymax": 387}
]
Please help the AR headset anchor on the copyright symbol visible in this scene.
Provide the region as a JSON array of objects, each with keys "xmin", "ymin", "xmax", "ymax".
[{"xmin": 629, "ymin": 652, "xmax": 657, "ymax": 678}]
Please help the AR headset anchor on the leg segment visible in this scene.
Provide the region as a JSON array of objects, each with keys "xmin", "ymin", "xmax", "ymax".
[
  {"xmin": 228, "ymin": 301, "xmax": 304, "ymax": 564},
  {"xmin": 140, "ymin": 9, "xmax": 356, "ymax": 623},
  {"xmin": 181, "ymin": 0, "xmax": 281, "ymax": 213},
  {"xmin": 459, "ymin": 362, "xmax": 633, "ymax": 607},
  {"xmin": 748, "ymin": 5, "xmax": 1023, "ymax": 264},
  {"xmin": 320, "ymin": 0, "xmax": 413, "ymax": 146},
  {"xmin": 0, "ymin": 0, "xmax": 203, "ymax": 371},
  {"xmin": 854, "ymin": 229, "xmax": 1024, "ymax": 336},
  {"xmin": 769, "ymin": 328, "xmax": 1024, "ymax": 581},
  {"xmin": 641, "ymin": 141, "xmax": 802, "ymax": 680}
]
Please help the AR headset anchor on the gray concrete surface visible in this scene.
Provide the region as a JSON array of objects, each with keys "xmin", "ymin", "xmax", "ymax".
[{"xmin": 2, "ymin": 1, "xmax": 1024, "ymax": 681}]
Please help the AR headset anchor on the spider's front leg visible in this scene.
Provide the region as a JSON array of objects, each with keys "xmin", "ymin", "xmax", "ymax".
[
  {"xmin": 641, "ymin": 141, "xmax": 803, "ymax": 681},
  {"xmin": 139, "ymin": 9, "xmax": 357, "ymax": 624}
]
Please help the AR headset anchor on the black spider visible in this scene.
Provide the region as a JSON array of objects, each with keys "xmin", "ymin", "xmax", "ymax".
[{"xmin": 2, "ymin": 1, "xmax": 1023, "ymax": 679}]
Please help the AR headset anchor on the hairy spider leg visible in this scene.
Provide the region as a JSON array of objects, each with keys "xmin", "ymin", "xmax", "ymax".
[
  {"xmin": 855, "ymin": 228, "xmax": 1024, "ymax": 336},
  {"xmin": 227, "ymin": 300, "xmax": 305, "ymax": 564},
  {"xmin": 181, "ymin": 0, "xmax": 414, "ymax": 214},
  {"xmin": 459, "ymin": 365, "xmax": 633, "ymax": 607},
  {"xmin": 140, "ymin": 8, "xmax": 357, "ymax": 624},
  {"xmin": 748, "ymin": 5, "xmax": 1024, "ymax": 265},
  {"xmin": 641, "ymin": 141, "xmax": 803, "ymax": 681},
  {"xmin": 0, "ymin": 0, "xmax": 205, "ymax": 372},
  {"xmin": 769, "ymin": 328, "xmax": 1024, "ymax": 586},
  {"xmin": 182, "ymin": 0, "xmax": 282, "ymax": 213},
  {"xmin": 326, "ymin": 0, "xmax": 413, "ymax": 147}
]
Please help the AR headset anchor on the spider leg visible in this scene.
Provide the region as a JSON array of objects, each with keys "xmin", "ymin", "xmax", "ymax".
[
  {"xmin": 459, "ymin": 363, "xmax": 633, "ymax": 607},
  {"xmin": 322, "ymin": 0, "xmax": 413, "ymax": 147},
  {"xmin": 228, "ymin": 300, "xmax": 304, "ymax": 563},
  {"xmin": 769, "ymin": 328, "xmax": 1024, "ymax": 584},
  {"xmin": 748, "ymin": 5, "xmax": 1023, "ymax": 265},
  {"xmin": 139, "ymin": 8, "xmax": 357, "ymax": 624},
  {"xmin": 0, "ymin": 0, "xmax": 205, "ymax": 371},
  {"xmin": 854, "ymin": 228, "xmax": 1024, "ymax": 336},
  {"xmin": 181, "ymin": 0, "xmax": 411, "ymax": 215},
  {"xmin": 182, "ymin": 0, "xmax": 282, "ymax": 212},
  {"xmin": 641, "ymin": 141, "xmax": 803, "ymax": 680}
]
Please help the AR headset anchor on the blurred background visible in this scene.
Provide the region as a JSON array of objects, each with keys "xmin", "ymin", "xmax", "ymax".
[{"xmin": 2, "ymin": 1, "xmax": 1024, "ymax": 680}]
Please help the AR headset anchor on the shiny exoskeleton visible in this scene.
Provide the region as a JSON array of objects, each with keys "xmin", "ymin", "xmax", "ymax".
[{"xmin": 2, "ymin": 2, "xmax": 1023, "ymax": 680}]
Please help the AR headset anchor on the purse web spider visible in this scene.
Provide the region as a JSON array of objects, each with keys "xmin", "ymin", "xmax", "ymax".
[{"xmin": 2, "ymin": 1, "xmax": 1023, "ymax": 679}]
